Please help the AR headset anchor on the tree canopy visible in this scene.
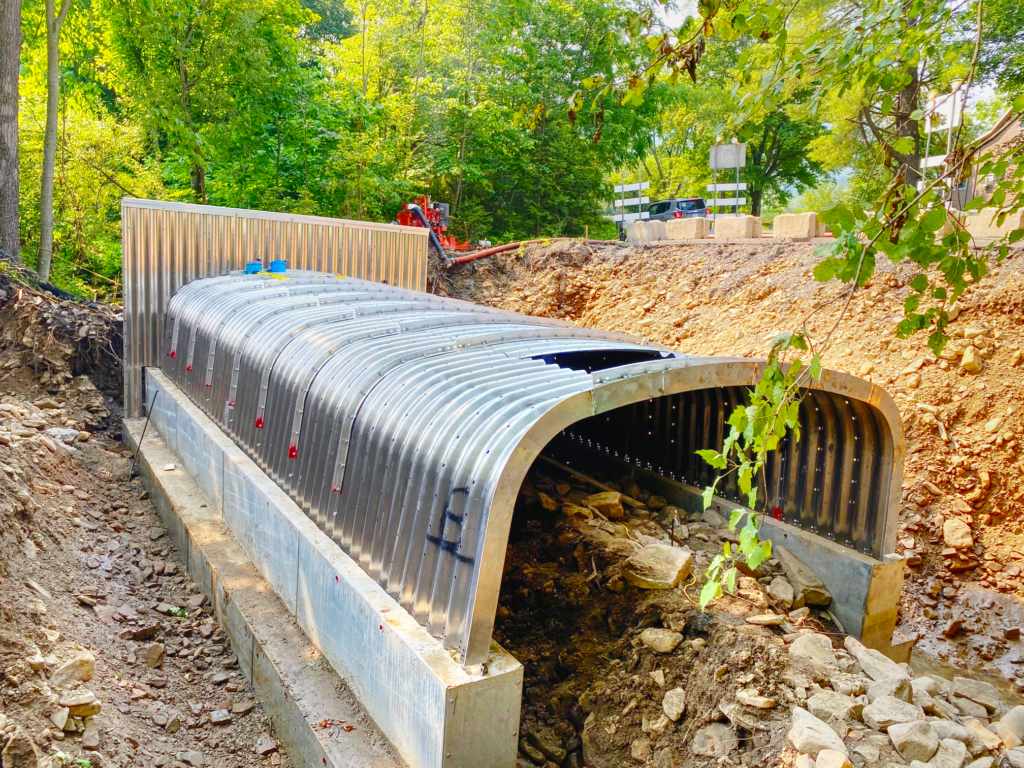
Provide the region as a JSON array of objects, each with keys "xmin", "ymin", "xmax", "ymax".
[{"xmin": 2, "ymin": 0, "xmax": 1021, "ymax": 296}]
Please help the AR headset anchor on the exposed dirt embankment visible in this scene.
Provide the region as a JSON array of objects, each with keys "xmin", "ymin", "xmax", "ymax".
[
  {"xmin": 437, "ymin": 241, "xmax": 1024, "ymax": 686},
  {"xmin": 0, "ymin": 277, "xmax": 291, "ymax": 768}
]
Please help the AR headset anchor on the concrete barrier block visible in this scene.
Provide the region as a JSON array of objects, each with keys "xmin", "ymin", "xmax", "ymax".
[
  {"xmin": 774, "ymin": 212, "xmax": 817, "ymax": 239},
  {"xmin": 964, "ymin": 208, "xmax": 1024, "ymax": 239},
  {"xmin": 627, "ymin": 220, "xmax": 668, "ymax": 245},
  {"xmin": 816, "ymin": 219, "xmax": 829, "ymax": 237},
  {"xmin": 714, "ymin": 215, "xmax": 762, "ymax": 240},
  {"xmin": 665, "ymin": 217, "xmax": 710, "ymax": 239},
  {"xmin": 626, "ymin": 220, "xmax": 649, "ymax": 245}
]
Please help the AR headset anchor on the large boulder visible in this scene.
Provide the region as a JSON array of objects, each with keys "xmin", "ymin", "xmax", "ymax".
[
  {"xmin": 776, "ymin": 547, "xmax": 832, "ymax": 606},
  {"xmin": 787, "ymin": 707, "xmax": 849, "ymax": 758},
  {"xmin": 622, "ymin": 546, "xmax": 693, "ymax": 589},
  {"xmin": 807, "ymin": 690, "xmax": 862, "ymax": 723},
  {"xmin": 929, "ymin": 738, "xmax": 968, "ymax": 768},
  {"xmin": 867, "ymin": 676, "xmax": 911, "ymax": 703},
  {"xmin": 583, "ymin": 492, "xmax": 625, "ymax": 519},
  {"xmin": 888, "ymin": 721, "xmax": 939, "ymax": 763},
  {"xmin": 844, "ymin": 636, "xmax": 910, "ymax": 682},
  {"xmin": 49, "ymin": 648, "xmax": 96, "ymax": 688},
  {"xmin": 951, "ymin": 677, "xmax": 999, "ymax": 713},
  {"xmin": 861, "ymin": 695, "xmax": 925, "ymax": 731},
  {"xmin": 996, "ymin": 706, "xmax": 1024, "ymax": 744},
  {"xmin": 789, "ymin": 633, "xmax": 838, "ymax": 668}
]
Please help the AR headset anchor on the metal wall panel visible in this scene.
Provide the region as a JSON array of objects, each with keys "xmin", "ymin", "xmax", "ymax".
[
  {"xmin": 555, "ymin": 386, "xmax": 892, "ymax": 557},
  {"xmin": 160, "ymin": 271, "xmax": 904, "ymax": 665},
  {"xmin": 122, "ymin": 199, "xmax": 430, "ymax": 417}
]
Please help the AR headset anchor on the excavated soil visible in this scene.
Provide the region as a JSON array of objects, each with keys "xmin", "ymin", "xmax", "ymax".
[
  {"xmin": 439, "ymin": 240, "xmax": 1024, "ymax": 689},
  {"xmin": 0, "ymin": 279, "xmax": 291, "ymax": 768}
]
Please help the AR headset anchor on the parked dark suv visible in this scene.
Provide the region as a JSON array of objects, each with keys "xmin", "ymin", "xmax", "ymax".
[{"xmin": 646, "ymin": 198, "xmax": 708, "ymax": 220}]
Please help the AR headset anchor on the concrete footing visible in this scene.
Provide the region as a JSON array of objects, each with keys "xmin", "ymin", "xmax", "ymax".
[
  {"xmin": 124, "ymin": 419, "xmax": 403, "ymax": 767},
  {"xmin": 130, "ymin": 369, "xmax": 523, "ymax": 768}
]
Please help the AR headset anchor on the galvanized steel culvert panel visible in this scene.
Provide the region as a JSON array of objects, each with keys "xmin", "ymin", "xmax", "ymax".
[{"xmin": 161, "ymin": 271, "xmax": 904, "ymax": 664}]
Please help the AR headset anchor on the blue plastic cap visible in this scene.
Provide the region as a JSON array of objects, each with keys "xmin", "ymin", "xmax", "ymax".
[
  {"xmin": 245, "ymin": 261, "xmax": 263, "ymax": 274},
  {"xmin": 269, "ymin": 260, "xmax": 287, "ymax": 273}
]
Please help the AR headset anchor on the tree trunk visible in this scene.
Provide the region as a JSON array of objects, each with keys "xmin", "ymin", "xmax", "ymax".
[
  {"xmin": 895, "ymin": 70, "xmax": 922, "ymax": 187},
  {"xmin": 0, "ymin": 0, "xmax": 20, "ymax": 263},
  {"xmin": 750, "ymin": 189, "xmax": 762, "ymax": 217},
  {"xmin": 38, "ymin": 0, "xmax": 72, "ymax": 281}
]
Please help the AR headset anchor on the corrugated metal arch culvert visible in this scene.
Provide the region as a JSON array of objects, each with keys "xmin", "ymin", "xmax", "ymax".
[{"xmin": 161, "ymin": 271, "xmax": 904, "ymax": 665}]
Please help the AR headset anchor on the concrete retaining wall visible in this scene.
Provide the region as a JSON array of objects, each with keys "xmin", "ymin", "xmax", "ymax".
[{"xmin": 141, "ymin": 369, "xmax": 523, "ymax": 768}]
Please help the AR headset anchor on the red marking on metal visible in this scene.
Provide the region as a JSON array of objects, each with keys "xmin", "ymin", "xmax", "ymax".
[
  {"xmin": 772, "ymin": 506, "xmax": 783, "ymax": 521},
  {"xmin": 228, "ymin": 400, "xmax": 234, "ymax": 407},
  {"xmin": 288, "ymin": 445, "xmax": 298, "ymax": 459},
  {"xmin": 186, "ymin": 364, "xmax": 192, "ymax": 372},
  {"xmin": 169, "ymin": 350, "xmax": 176, "ymax": 358},
  {"xmin": 205, "ymin": 383, "xmax": 211, "ymax": 387},
  {"xmin": 331, "ymin": 485, "xmax": 342, "ymax": 493},
  {"xmin": 379, "ymin": 624, "xmax": 383, "ymax": 631},
  {"xmin": 255, "ymin": 417, "xmax": 264, "ymax": 429}
]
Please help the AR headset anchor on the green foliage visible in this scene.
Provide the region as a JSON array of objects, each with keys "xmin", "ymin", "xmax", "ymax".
[
  {"xmin": 696, "ymin": 332, "xmax": 815, "ymax": 609},
  {"xmin": 15, "ymin": 0, "xmax": 664, "ymax": 296},
  {"xmin": 598, "ymin": 0, "xmax": 1024, "ymax": 609}
]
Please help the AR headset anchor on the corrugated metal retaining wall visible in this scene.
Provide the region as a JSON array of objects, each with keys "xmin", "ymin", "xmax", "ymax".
[
  {"xmin": 122, "ymin": 199, "xmax": 430, "ymax": 417},
  {"xmin": 161, "ymin": 271, "xmax": 905, "ymax": 665}
]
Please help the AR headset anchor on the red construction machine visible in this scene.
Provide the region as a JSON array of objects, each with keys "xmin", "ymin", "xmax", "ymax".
[{"xmin": 396, "ymin": 196, "xmax": 471, "ymax": 257}]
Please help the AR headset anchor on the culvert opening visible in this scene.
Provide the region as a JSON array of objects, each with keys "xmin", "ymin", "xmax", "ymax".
[
  {"xmin": 494, "ymin": 385, "xmax": 895, "ymax": 766},
  {"xmin": 496, "ymin": 447, "xmax": 800, "ymax": 767}
]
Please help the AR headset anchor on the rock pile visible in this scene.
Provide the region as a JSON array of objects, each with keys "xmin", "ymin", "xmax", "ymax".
[
  {"xmin": 0, "ymin": 365, "xmax": 298, "ymax": 767},
  {"xmin": 786, "ymin": 632, "xmax": 1024, "ymax": 767}
]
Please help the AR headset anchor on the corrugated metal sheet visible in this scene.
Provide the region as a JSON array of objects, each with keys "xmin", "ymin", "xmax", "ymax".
[
  {"xmin": 122, "ymin": 199, "xmax": 429, "ymax": 417},
  {"xmin": 160, "ymin": 270, "xmax": 904, "ymax": 664},
  {"xmin": 556, "ymin": 387, "xmax": 891, "ymax": 557}
]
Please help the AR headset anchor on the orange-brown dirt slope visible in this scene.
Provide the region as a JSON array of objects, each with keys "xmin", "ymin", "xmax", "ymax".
[{"xmin": 435, "ymin": 240, "xmax": 1024, "ymax": 688}]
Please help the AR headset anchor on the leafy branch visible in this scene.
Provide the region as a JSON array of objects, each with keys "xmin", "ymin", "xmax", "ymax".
[{"xmin": 698, "ymin": 331, "xmax": 820, "ymax": 607}]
